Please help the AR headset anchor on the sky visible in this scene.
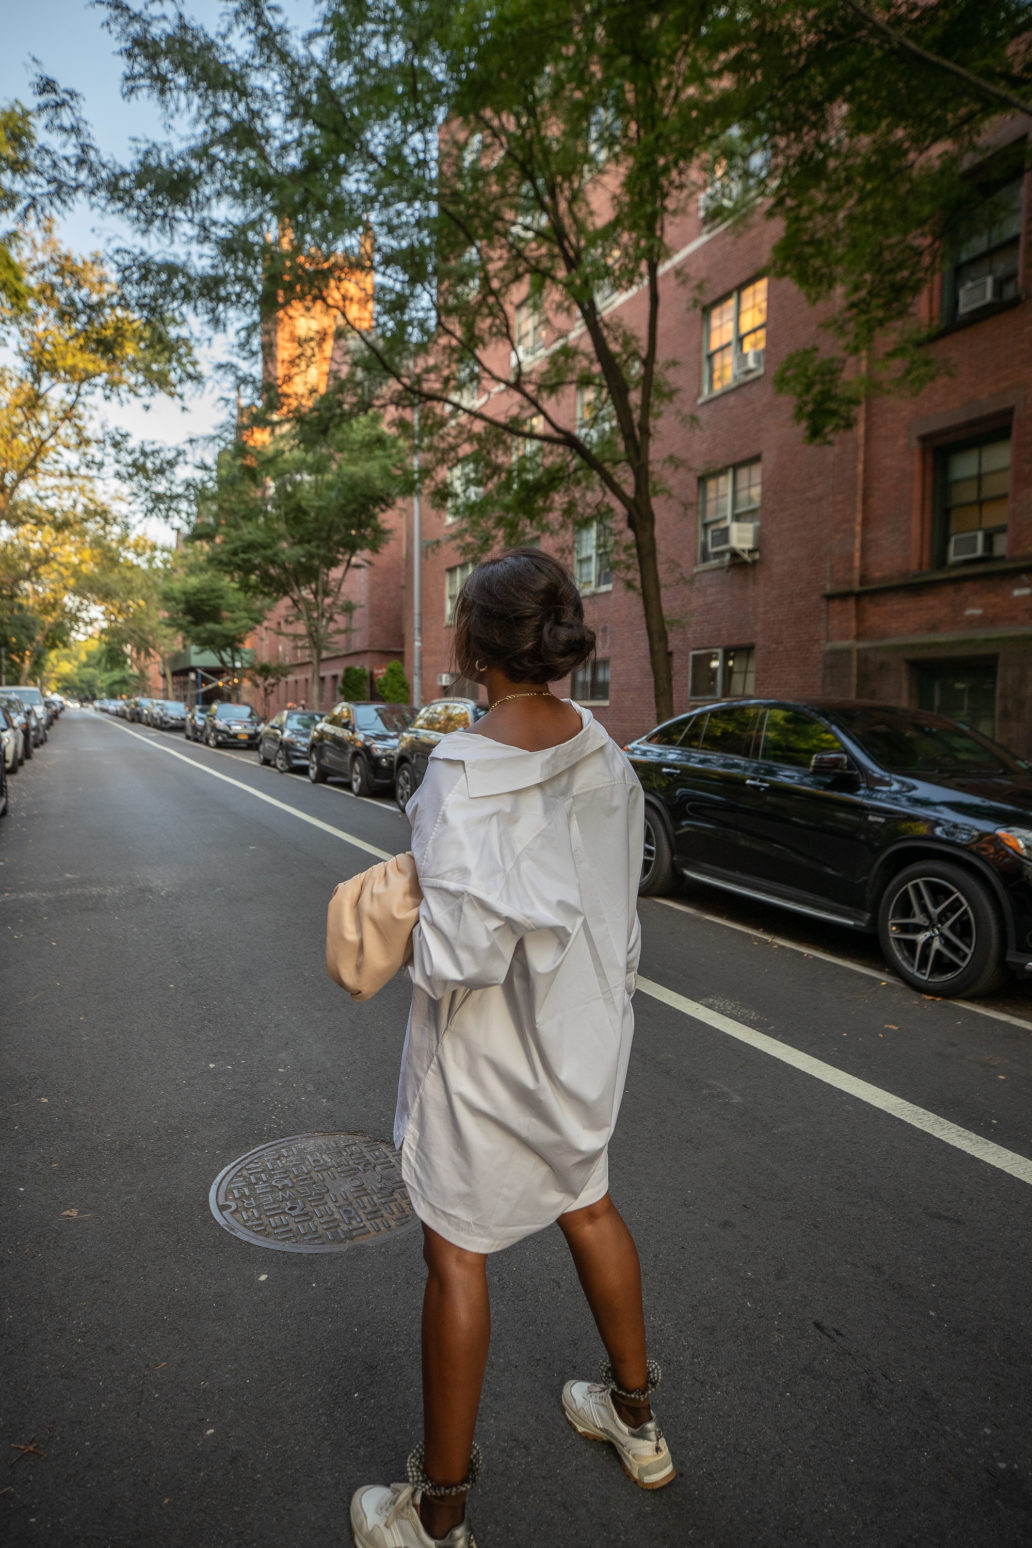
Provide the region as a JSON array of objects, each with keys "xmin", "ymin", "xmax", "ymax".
[{"xmin": 2, "ymin": 0, "xmax": 241, "ymax": 467}]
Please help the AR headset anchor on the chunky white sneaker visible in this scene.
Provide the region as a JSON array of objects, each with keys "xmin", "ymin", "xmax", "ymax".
[
  {"xmin": 349, "ymin": 1482, "xmax": 476, "ymax": 1548},
  {"xmin": 562, "ymin": 1379, "xmax": 676, "ymax": 1490}
]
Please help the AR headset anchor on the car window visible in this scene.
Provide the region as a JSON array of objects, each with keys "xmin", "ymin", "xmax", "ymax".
[
  {"xmin": 167, "ymin": 702, "xmax": 187, "ymax": 713},
  {"xmin": 438, "ymin": 702, "xmax": 474, "ymax": 733},
  {"xmin": 270, "ymin": 712, "xmax": 285, "ymax": 728},
  {"xmin": 356, "ymin": 705, "xmax": 412, "ymax": 734},
  {"xmin": 760, "ymin": 708, "xmax": 845, "ymax": 769},
  {"xmin": 215, "ymin": 703, "xmax": 257, "ymax": 720},
  {"xmin": 645, "ymin": 716, "xmax": 694, "ymax": 747},
  {"xmin": 697, "ymin": 706, "xmax": 761, "ymax": 758},
  {"xmin": 286, "ymin": 713, "xmax": 319, "ymax": 730},
  {"xmin": 834, "ymin": 707, "xmax": 1016, "ymax": 775},
  {"xmin": 415, "ymin": 703, "xmax": 447, "ymax": 732}
]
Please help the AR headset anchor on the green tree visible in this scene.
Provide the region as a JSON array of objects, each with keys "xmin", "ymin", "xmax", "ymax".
[
  {"xmin": 160, "ymin": 548, "xmax": 265, "ymax": 681},
  {"xmin": 375, "ymin": 660, "xmax": 411, "ymax": 704},
  {"xmin": 93, "ymin": 0, "xmax": 1031, "ymax": 720},
  {"xmin": 194, "ymin": 412, "xmax": 407, "ymax": 707}
]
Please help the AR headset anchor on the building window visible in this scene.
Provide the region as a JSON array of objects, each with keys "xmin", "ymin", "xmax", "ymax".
[
  {"xmin": 512, "ymin": 413, "xmax": 545, "ymax": 472},
  {"xmin": 699, "ymin": 130, "xmax": 770, "ymax": 227},
  {"xmin": 513, "ymin": 298, "xmax": 544, "ymax": 364},
  {"xmin": 945, "ymin": 176, "xmax": 1023, "ymax": 324},
  {"xmin": 703, "ymin": 277, "xmax": 767, "ymax": 395},
  {"xmin": 571, "ymin": 657, "xmax": 610, "ymax": 703},
  {"xmin": 574, "ymin": 515, "xmax": 613, "ymax": 591},
  {"xmin": 689, "ymin": 645, "xmax": 755, "ymax": 699},
  {"xmin": 453, "ymin": 352, "xmax": 480, "ymax": 408},
  {"xmin": 444, "ymin": 458, "xmax": 481, "ymax": 526},
  {"xmin": 698, "ymin": 458, "xmax": 761, "ymax": 562},
  {"xmin": 445, "ymin": 560, "xmax": 475, "ymax": 623},
  {"xmin": 915, "ymin": 661, "xmax": 997, "ymax": 739},
  {"xmin": 936, "ymin": 431, "xmax": 1010, "ymax": 566},
  {"xmin": 576, "ymin": 383, "xmax": 614, "ymax": 444}
]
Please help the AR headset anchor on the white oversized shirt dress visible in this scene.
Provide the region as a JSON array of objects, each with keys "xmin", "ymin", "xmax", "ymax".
[{"xmin": 394, "ymin": 704, "xmax": 644, "ymax": 1253}]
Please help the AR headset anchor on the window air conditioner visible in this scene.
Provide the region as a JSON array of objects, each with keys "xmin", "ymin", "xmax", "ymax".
[
  {"xmin": 956, "ymin": 274, "xmax": 998, "ymax": 317},
  {"xmin": 709, "ymin": 519, "xmax": 759, "ymax": 557},
  {"xmin": 947, "ymin": 529, "xmax": 994, "ymax": 564},
  {"xmin": 735, "ymin": 348, "xmax": 765, "ymax": 376},
  {"xmin": 437, "ymin": 673, "xmax": 454, "ymax": 688}
]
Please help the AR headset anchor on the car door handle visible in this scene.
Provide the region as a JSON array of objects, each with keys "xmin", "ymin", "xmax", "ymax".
[
  {"xmin": 661, "ymin": 765, "xmax": 680, "ymax": 775},
  {"xmin": 746, "ymin": 778, "xmax": 770, "ymax": 791}
]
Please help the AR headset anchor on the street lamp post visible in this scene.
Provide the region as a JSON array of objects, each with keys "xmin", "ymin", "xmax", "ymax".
[{"xmin": 412, "ymin": 401, "xmax": 423, "ymax": 709}]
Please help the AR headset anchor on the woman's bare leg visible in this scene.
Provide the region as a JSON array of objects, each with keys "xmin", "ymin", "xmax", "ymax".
[
  {"xmin": 557, "ymin": 1193, "xmax": 654, "ymax": 1427},
  {"xmin": 418, "ymin": 1224, "xmax": 490, "ymax": 1540}
]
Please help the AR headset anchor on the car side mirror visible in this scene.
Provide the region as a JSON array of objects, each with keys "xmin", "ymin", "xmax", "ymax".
[{"xmin": 810, "ymin": 751, "xmax": 851, "ymax": 775}]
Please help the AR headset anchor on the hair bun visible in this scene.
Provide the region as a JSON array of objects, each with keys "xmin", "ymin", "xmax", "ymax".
[{"xmin": 540, "ymin": 614, "xmax": 595, "ymax": 677}]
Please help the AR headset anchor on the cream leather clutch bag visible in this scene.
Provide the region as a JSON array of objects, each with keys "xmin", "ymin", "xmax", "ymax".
[{"xmin": 326, "ymin": 851, "xmax": 424, "ymax": 1001}]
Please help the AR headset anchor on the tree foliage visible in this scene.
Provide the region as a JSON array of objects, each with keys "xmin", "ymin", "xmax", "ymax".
[
  {"xmin": 375, "ymin": 660, "xmax": 411, "ymax": 704},
  {"xmin": 193, "ymin": 411, "xmax": 407, "ymax": 706},
  {"xmin": 160, "ymin": 548, "xmax": 265, "ymax": 674},
  {"xmin": 91, "ymin": 0, "xmax": 1032, "ymax": 719}
]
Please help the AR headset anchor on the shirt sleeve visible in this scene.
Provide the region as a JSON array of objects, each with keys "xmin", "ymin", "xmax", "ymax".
[{"xmin": 408, "ymin": 878, "xmax": 526, "ymax": 1000}]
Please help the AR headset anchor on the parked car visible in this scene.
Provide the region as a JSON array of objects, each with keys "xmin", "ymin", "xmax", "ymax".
[
  {"xmin": 392, "ymin": 697, "xmax": 486, "ymax": 809},
  {"xmin": 184, "ymin": 703, "xmax": 209, "ymax": 740},
  {"xmin": 127, "ymin": 696, "xmax": 159, "ymax": 724},
  {"xmin": 202, "ymin": 701, "xmax": 262, "ymax": 748},
  {"xmin": 626, "ymin": 697, "xmax": 1032, "ymax": 999},
  {"xmin": 258, "ymin": 710, "xmax": 322, "ymax": 774},
  {"xmin": 151, "ymin": 699, "xmax": 188, "ymax": 731},
  {"xmin": 0, "ymin": 704, "xmax": 22, "ymax": 772},
  {"xmin": 5, "ymin": 687, "xmax": 48, "ymax": 742},
  {"xmin": 1, "ymin": 696, "xmax": 37, "ymax": 756},
  {"xmin": 308, "ymin": 701, "xmax": 414, "ymax": 794},
  {"xmin": 0, "ymin": 745, "xmax": 7, "ymax": 819}
]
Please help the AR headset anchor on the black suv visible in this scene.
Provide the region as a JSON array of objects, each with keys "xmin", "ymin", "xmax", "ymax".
[
  {"xmin": 308, "ymin": 701, "xmax": 413, "ymax": 794},
  {"xmin": 626, "ymin": 698, "xmax": 1032, "ymax": 999},
  {"xmin": 393, "ymin": 697, "xmax": 487, "ymax": 810},
  {"xmin": 202, "ymin": 701, "xmax": 262, "ymax": 748}
]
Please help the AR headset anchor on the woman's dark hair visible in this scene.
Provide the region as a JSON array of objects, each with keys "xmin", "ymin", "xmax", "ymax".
[{"xmin": 454, "ymin": 548, "xmax": 596, "ymax": 685}]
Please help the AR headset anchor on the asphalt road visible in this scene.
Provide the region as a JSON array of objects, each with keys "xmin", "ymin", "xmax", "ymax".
[{"xmin": 2, "ymin": 711, "xmax": 1031, "ymax": 1548}]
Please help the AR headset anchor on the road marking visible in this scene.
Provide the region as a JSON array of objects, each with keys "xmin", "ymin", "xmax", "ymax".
[
  {"xmin": 110, "ymin": 722, "xmax": 394, "ymax": 863},
  {"xmin": 653, "ymin": 895, "xmax": 1032, "ymax": 1034},
  {"xmin": 105, "ymin": 717, "xmax": 1032, "ymax": 1188},
  {"xmin": 637, "ymin": 976, "xmax": 1032, "ymax": 1188}
]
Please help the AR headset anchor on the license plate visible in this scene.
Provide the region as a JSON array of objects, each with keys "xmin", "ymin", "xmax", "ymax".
[{"xmin": 236, "ymin": 732, "xmax": 250, "ymax": 739}]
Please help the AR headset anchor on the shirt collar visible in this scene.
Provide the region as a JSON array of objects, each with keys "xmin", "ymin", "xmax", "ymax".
[{"xmin": 431, "ymin": 703, "xmax": 611, "ymax": 797}]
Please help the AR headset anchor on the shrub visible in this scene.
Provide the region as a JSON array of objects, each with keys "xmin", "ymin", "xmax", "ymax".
[{"xmin": 375, "ymin": 660, "xmax": 411, "ymax": 703}]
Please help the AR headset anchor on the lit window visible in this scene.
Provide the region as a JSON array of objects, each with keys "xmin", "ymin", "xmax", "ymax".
[
  {"xmin": 698, "ymin": 458, "xmax": 761, "ymax": 562},
  {"xmin": 445, "ymin": 560, "xmax": 475, "ymax": 623},
  {"xmin": 703, "ymin": 278, "xmax": 767, "ymax": 395},
  {"xmin": 574, "ymin": 515, "xmax": 613, "ymax": 592},
  {"xmin": 576, "ymin": 384, "xmax": 614, "ymax": 444},
  {"xmin": 936, "ymin": 431, "xmax": 1010, "ymax": 565},
  {"xmin": 689, "ymin": 646, "xmax": 755, "ymax": 699},
  {"xmin": 512, "ymin": 413, "xmax": 545, "ymax": 471},
  {"xmin": 571, "ymin": 657, "xmax": 610, "ymax": 703}
]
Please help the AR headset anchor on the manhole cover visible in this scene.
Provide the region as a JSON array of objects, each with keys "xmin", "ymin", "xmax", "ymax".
[{"xmin": 209, "ymin": 1132, "xmax": 417, "ymax": 1253}]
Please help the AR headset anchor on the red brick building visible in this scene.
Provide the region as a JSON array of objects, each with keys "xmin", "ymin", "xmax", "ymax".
[{"xmin": 394, "ymin": 131, "xmax": 1032, "ymax": 756}]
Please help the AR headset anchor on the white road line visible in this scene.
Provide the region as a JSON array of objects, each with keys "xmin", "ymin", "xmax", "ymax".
[
  {"xmin": 637, "ymin": 976, "xmax": 1032, "ymax": 1188},
  {"xmin": 107, "ymin": 717, "xmax": 1032, "ymax": 1187},
  {"xmin": 110, "ymin": 722, "xmax": 393, "ymax": 863},
  {"xmin": 653, "ymin": 894, "xmax": 1032, "ymax": 1034}
]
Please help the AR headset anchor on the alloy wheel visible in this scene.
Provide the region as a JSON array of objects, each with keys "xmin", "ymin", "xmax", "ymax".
[{"xmin": 885, "ymin": 875, "xmax": 976, "ymax": 985}]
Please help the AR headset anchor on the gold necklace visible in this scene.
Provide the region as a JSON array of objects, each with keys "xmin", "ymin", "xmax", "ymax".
[{"xmin": 488, "ymin": 690, "xmax": 553, "ymax": 710}]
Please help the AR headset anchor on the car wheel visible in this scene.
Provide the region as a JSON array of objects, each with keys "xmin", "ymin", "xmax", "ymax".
[
  {"xmin": 350, "ymin": 754, "xmax": 372, "ymax": 797},
  {"xmin": 257, "ymin": 739, "xmax": 270, "ymax": 766},
  {"xmin": 275, "ymin": 745, "xmax": 292, "ymax": 774},
  {"xmin": 308, "ymin": 749, "xmax": 327, "ymax": 784},
  {"xmin": 639, "ymin": 806, "xmax": 675, "ymax": 896},
  {"xmin": 877, "ymin": 860, "xmax": 1007, "ymax": 999},
  {"xmin": 394, "ymin": 762, "xmax": 414, "ymax": 811}
]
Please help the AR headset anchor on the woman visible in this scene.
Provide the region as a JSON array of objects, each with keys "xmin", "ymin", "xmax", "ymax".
[{"xmin": 351, "ymin": 550, "xmax": 673, "ymax": 1548}]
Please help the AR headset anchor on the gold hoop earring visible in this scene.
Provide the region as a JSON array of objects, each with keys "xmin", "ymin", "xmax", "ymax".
[{"xmin": 475, "ymin": 660, "xmax": 486, "ymax": 672}]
